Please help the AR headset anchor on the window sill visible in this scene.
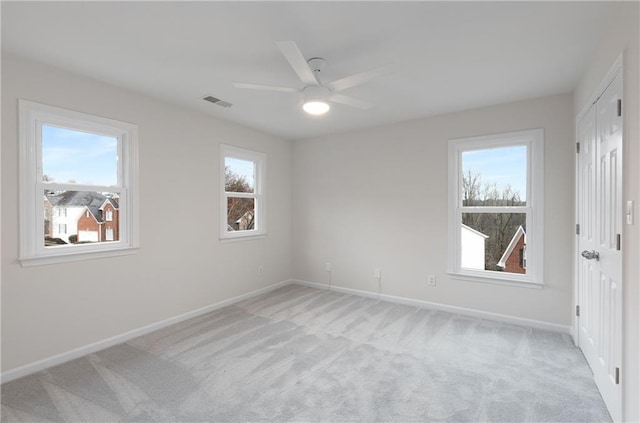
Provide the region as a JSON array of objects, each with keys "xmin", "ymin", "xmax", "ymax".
[
  {"xmin": 219, "ymin": 234, "xmax": 267, "ymax": 243},
  {"xmin": 448, "ymin": 271, "xmax": 543, "ymax": 289},
  {"xmin": 20, "ymin": 247, "xmax": 139, "ymax": 267}
]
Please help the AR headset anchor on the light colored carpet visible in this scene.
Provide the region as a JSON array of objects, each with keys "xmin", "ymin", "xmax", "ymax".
[{"xmin": 1, "ymin": 284, "xmax": 611, "ymax": 422}]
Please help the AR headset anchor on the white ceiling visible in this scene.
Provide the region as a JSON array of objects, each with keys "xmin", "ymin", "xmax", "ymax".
[{"xmin": 2, "ymin": 1, "xmax": 613, "ymax": 140}]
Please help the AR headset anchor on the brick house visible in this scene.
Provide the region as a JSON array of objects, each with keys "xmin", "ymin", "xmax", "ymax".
[
  {"xmin": 497, "ymin": 225, "xmax": 526, "ymax": 274},
  {"xmin": 76, "ymin": 197, "xmax": 119, "ymax": 242},
  {"xmin": 45, "ymin": 191, "xmax": 119, "ymax": 243}
]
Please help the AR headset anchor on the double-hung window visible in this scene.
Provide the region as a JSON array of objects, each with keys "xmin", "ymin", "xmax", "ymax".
[
  {"xmin": 220, "ymin": 144, "xmax": 266, "ymax": 240},
  {"xmin": 19, "ymin": 100, "xmax": 139, "ymax": 266},
  {"xmin": 448, "ymin": 129, "xmax": 544, "ymax": 286}
]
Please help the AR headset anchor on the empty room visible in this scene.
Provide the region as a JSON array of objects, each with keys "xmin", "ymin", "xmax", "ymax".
[{"xmin": 1, "ymin": 1, "xmax": 639, "ymax": 422}]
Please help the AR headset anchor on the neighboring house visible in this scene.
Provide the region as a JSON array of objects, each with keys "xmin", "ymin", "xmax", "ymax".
[
  {"xmin": 460, "ymin": 224, "xmax": 489, "ymax": 270},
  {"xmin": 497, "ymin": 225, "xmax": 526, "ymax": 274},
  {"xmin": 46, "ymin": 191, "xmax": 119, "ymax": 243},
  {"xmin": 233, "ymin": 210, "xmax": 254, "ymax": 231},
  {"xmin": 76, "ymin": 198, "xmax": 120, "ymax": 242}
]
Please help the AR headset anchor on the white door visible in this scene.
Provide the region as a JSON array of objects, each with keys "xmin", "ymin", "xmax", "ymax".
[{"xmin": 577, "ymin": 71, "xmax": 623, "ymax": 421}]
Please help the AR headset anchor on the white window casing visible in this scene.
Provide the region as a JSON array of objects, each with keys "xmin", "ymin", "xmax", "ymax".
[
  {"xmin": 220, "ymin": 144, "xmax": 266, "ymax": 241},
  {"xmin": 19, "ymin": 100, "xmax": 139, "ymax": 266},
  {"xmin": 447, "ymin": 129, "xmax": 544, "ymax": 287}
]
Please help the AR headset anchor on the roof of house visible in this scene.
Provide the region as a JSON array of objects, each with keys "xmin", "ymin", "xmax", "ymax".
[
  {"xmin": 86, "ymin": 199, "xmax": 107, "ymax": 223},
  {"xmin": 46, "ymin": 191, "xmax": 118, "ymax": 208},
  {"xmin": 461, "ymin": 224, "xmax": 489, "ymax": 239},
  {"xmin": 100, "ymin": 198, "xmax": 119, "ymax": 209},
  {"xmin": 497, "ymin": 225, "xmax": 526, "ymax": 268}
]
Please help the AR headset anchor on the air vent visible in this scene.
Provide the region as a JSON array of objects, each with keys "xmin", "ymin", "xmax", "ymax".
[{"xmin": 202, "ymin": 95, "xmax": 232, "ymax": 108}]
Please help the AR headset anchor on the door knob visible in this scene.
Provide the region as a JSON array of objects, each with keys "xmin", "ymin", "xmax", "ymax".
[{"xmin": 581, "ymin": 250, "xmax": 600, "ymax": 261}]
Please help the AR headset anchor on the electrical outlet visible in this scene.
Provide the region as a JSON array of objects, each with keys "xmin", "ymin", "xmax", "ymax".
[
  {"xmin": 258, "ymin": 265, "xmax": 264, "ymax": 275},
  {"xmin": 373, "ymin": 268, "xmax": 381, "ymax": 279},
  {"xmin": 325, "ymin": 262, "xmax": 332, "ymax": 272},
  {"xmin": 428, "ymin": 275, "xmax": 436, "ymax": 286}
]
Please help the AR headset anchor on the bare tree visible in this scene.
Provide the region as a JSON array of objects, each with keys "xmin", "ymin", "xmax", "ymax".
[
  {"xmin": 462, "ymin": 172, "xmax": 525, "ymax": 271},
  {"xmin": 225, "ymin": 166, "xmax": 255, "ymax": 230}
]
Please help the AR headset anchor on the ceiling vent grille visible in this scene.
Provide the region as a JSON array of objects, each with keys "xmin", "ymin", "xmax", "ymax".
[{"xmin": 203, "ymin": 95, "xmax": 232, "ymax": 108}]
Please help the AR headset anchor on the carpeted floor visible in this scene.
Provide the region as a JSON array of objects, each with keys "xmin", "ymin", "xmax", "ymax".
[{"xmin": 1, "ymin": 284, "xmax": 611, "ymax": 422}]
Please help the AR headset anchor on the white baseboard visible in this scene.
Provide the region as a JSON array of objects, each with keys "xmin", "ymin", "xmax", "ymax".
[
  {"xmin": 292, "ymin": 279, "xmax": 571, "ymax": 334},
  {"xmin": 2, "ymin": 277, "xmax": 571, "ymax": 384},
  {"xmin": 1, "ymin": 279, "xmax": 293, "ymax": 384}
]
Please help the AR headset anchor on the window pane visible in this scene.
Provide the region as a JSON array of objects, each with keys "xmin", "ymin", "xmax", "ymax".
[
  {"xmin": 44, "ymin": 190, "xmax": 120, "ymax": 246},
  {"xmin": 42, "ymin": 125, "xmax": 118, "ymax": 186},
  {"xmin": 461, "ymin": 146, "xmax": 527, "ymax": 206},
  {"xmin": 227, "ymin": 197, "xmax": 255, "ymax": 231},
  {"xmin": 461, "ymin": 213, "xmax": 526, "ymax": 274},
  {"xmin": 225, "ymin": 157, "xmax": 255, "ymax": 193}
]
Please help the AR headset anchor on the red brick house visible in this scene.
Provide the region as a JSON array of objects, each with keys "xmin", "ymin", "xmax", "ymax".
[
  {"xmin": 497, "ymin": 225, "xmax": 526, "ymax": 274},
  {"xmin": 76, "ymin": 197, "xmax": 119, "ymax": 242}
]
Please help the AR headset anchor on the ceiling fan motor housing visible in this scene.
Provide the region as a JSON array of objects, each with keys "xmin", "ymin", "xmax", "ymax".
[{"xmin": 303, "ymin": 85, "xmax": 331, "ymax": 102}]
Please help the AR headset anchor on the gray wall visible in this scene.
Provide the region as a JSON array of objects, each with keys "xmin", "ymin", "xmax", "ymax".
[
  {"xmin": 292, "ymin": 94, "xmax": 575, "ymax": 326},
  {"xmin": 1, "ymin": 54, "xmax": 293, "ymax": 372}
]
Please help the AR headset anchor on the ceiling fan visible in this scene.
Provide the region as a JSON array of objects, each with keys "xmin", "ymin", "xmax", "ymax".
[{"xmin": 233, "ymin": 41, "xmax": 394, "ymax": 116}]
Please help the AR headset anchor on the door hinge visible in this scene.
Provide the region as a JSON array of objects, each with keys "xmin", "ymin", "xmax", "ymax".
[
  {"xmin": 617, "ymin": 99, "xmax": 622, "ymax": 117},
  {"xmin": 616, "ymin": 234, "xmax": 621, "ymax": 250},
  {"xmin": 576, "ymin": 224, "xmax": 580, "ymax": 235},
  {"xmin": 615, "ymin": 367, "xmax": 620, "ymax": 384},
  {"xmin": 576, "ymin": 142, "xmax": 580, "ymax": 154},
  {"xmin": 576, "ymin": 305, "xmax": 580, "ymax": 317}
]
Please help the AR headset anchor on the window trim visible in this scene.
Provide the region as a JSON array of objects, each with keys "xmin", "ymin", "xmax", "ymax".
[
  {"xmin": 447, "ymin": 128, "xmax": 544, "ymax": 287},
  {"xmin": 19, "ymin": 100, "xmax": 139, "ymax": 266},
  {"xmin": 219, "ymin": 144, "xmax": 266, "ymax": 241}
]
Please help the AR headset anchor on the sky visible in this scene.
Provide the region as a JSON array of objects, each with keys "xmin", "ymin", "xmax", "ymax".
[
  {"xmin": 462, "ymin": 145, "xmax": 527, "ymax": 201},
  {"xmin": 42, "ymin": 125, "xmax": 118, "ymax": 186},
  {"xmin": 226, "ymin": 157, "xmax": 255, "ymax": 189}
]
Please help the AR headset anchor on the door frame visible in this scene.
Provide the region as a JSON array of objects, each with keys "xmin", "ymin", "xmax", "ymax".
[{"xmin": 573, "ymin": 53, "xmax": 624, "ymax": 419}]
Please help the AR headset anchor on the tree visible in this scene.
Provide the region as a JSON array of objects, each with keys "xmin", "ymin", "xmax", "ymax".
[
  {"xmin": 225, "ymin": 166, "xmax": 254, "ymax": 230},
  {"xmin": 462, "ymin": 172, "xmax": 525, "ymax": 271}
]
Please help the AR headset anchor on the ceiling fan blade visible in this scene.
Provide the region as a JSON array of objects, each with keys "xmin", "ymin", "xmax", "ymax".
[
  {"xmin": 329, "ymin": 93, "xmax": 373, "ymax": 110},
  {"xmin": 232, "ymin": 82, "xmax": 298, "ymax": 93},
  {"xmin": 276, "ymin": 41, "xmax": 319, "ymax": 86},
  {"xmin": 329, "ymin": 64, "xmax": 395, "ymax": 92}
]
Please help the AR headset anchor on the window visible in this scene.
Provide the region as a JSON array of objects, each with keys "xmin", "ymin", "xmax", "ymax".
[
  {"xmin": 105, "ymin": 227, "xmax": 114, "ymax": 241},
  {"xmin": 448, "ymin": 129, "xmax": 544, "ymax": 286},
  {"xmin": 220, "ymin": 144, "xmax": 266, "ymax": 240},
  {"xmin": 19, "ymin": 100, "xmax": 139, "ymax": 266},
  {"xmin": 105, "ymin": 209, "xmax": 113, "ymax": 221}
]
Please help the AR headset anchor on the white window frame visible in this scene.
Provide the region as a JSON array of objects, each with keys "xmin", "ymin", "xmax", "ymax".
[
  {"xmin": 447, "ymin": 129, "xmax": 544, "ymax": 287},
  {"xmin": 19, "ymin": 100, "xmax": 139, "ymax": 266},
  {"xmin": 220, "ymin": 144, "xmax": 266, "ymax": 241},
  {"xmin": 105, "ymin": 209, "xmax": 113, "ymax": 221}
]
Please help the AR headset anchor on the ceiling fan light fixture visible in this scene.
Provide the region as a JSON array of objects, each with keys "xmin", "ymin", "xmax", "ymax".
[
  {"xmin": 302, "ymin": 85, "xmax": 331, "ymax": 115},
  {"xmin": 303, "ymin": 100, "xmax": 330, "ymax": 115}
]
